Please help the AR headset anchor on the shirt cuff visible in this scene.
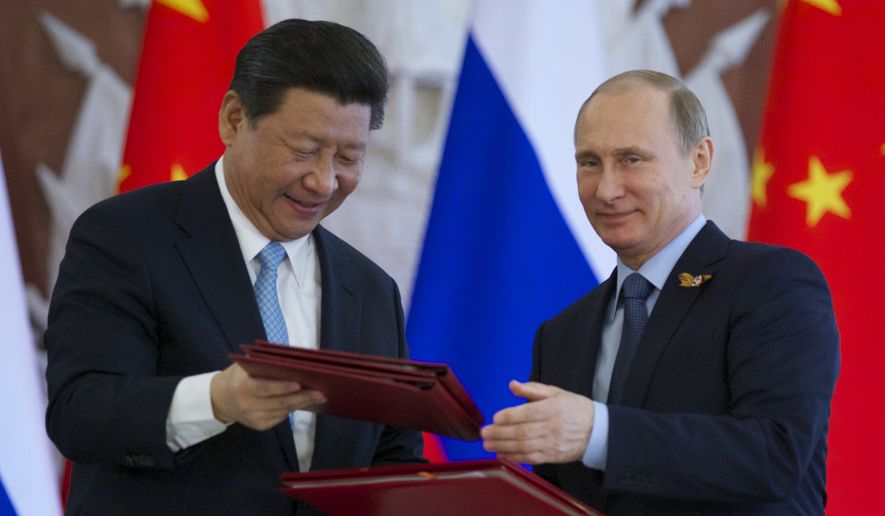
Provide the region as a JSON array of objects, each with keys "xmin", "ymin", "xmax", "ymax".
[
  {"xmin": 581, "ymin": 401, "xmax": 609, "ymax": 470},
  {"xmin": 165, "ymin": 371, "xmax": 229, "ymax": 452}
]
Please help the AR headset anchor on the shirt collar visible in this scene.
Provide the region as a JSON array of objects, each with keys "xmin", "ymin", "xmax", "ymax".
[
  {"xmin": 611, "ymin": 214, "xmax": 706, "ymax": 313},
  {"xmin": 214, "ymin": 157, "xmax": 313, "ymax": 286}
]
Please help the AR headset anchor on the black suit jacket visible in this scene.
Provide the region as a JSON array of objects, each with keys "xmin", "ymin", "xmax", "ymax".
[
  {"xmin": 532, "ymin": 222, "xmax": 839, "ymax": 515},
  {"xmin": 45, "ymin": 165, "xmax": 423, "ymax": 515}
]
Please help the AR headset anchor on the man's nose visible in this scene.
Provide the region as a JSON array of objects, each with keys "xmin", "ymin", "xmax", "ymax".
[
  {"xmin": 303, "ymin": 154, "xmax": 337, "ymax": 197},
  {"xmin": 595, "ymin": 166, "xmax": 624, "ymax": 203}
]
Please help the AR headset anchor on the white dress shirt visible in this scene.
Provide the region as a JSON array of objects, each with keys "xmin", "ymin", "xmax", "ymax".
[{"xmin": 165, "ymin": 157, "xmax": 321, "ymax": 473}]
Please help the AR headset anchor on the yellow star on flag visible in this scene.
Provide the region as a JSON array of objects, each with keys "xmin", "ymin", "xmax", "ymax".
[
  {"xmin": 787, "ymin": 155, "xmax": 852, "ymax": 227},
  {"xmin": 799, "ymin": 0, "xmax": 841, "ymax": 15},
  {"xmin": 117, "ymin": 164, "xmax": 131, "ymax": 189},
  {"xmin": 156, "ymin": 0, "xmax": 209, "ymax": 22},
  {"xmin": 171, "ymin": 163, "xmax": 189, "ymax": 182},
  {"xmin": 751, "ymin": 147, "xmax": 775, "ymax": 207}
]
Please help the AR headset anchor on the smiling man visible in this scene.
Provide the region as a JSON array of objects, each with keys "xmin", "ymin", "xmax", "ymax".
[
  {"xmin": 481, "ymin": 70, "xmax": 839, "ymax": 515},
  {"xmin": 45, "ymin": 19, "xmax": 423, "ymax": 516}
]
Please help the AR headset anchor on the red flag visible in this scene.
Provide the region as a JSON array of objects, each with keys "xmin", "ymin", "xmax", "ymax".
[
  {"xmin": 118, "ymin": 0, "xmax": 264, "ymax": 192},
  {"xmin": 747, "ymin": 1, "xmax": 885, "ymax": 512}
]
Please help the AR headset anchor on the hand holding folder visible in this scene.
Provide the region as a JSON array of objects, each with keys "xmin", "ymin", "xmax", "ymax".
[
  {"xmin": 280, "ymin": 458, "xmax": 602, "ymax": 515},
  {"xmin": 230, "ymin": 341, "xmax": 484, "ymax": 440}
]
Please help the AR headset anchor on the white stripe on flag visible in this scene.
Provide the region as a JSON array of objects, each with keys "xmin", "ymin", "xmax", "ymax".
[{"xmin": 472, "ymin": 0, "xmax": 615, "ymax": 278}]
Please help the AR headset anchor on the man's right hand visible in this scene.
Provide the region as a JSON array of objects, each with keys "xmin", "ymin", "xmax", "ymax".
[{"xmin": 210, "ymin": 363, "xmax": 326, "ymax": 431}]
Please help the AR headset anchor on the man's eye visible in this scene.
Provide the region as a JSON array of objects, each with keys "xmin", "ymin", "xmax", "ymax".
[{"xmin": 337, "ymin": 155, "xmax": 360, "ymax": 165}]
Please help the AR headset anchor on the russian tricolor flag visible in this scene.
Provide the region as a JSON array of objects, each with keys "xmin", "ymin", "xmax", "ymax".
[
  {"xmin": 408, "ymin": 1, "xmax": 614, "ymax": 461},
  {"xmin": 0, "ymin": 150, "xmax": 62, "ymax": 515}
]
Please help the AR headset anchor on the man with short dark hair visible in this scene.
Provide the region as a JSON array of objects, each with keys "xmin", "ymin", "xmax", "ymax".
[
  {"xmin": 45, "ymin": 19, "xmax": 423, "ymax": 515},
  {"xmin": 482, "ymin": 70, "xmax": 839, "ymax": 515}
]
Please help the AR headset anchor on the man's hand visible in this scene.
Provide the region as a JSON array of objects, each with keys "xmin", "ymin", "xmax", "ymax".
[
  {"xmin": 481, "ymin": 380, "xmax": 595, "ymax": 464},
  {"xmin": 210, "ymin": 363, "xmax": 326, "ymax": 431}
]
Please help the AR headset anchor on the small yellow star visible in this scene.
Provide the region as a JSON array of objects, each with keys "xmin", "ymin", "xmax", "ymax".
[
  {"xmin": 799, "ymin": 0, "xmax": 841, "ymax": 15},
  {"xmin": 787, "ymin": 156, "xmax": 852, "ymax": 227},
  {"xmin": 751, "ymin": 147, "xmax": 775, "ymax": 207},
  {"xmin": 171, "ymin": 163, "xmax": 189, "ymax": 182},
  {"xmin": 155, "ymin": 0, "xmax": 208, "ymax": 22},
  {"xmin": 117, "ymin": 164, "xmax": 131, "ymax": 191}
]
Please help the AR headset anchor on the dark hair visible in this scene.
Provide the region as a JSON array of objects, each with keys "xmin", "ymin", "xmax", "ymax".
[
  {"xmin": 576, "ymin": 69, "xmax": 709, "ymax": 154},
  {"xmin": 229, "ymin": 19, "xmax": 389, "ymax": 129}
]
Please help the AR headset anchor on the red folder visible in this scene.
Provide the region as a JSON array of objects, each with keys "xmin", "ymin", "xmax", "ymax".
[
  {"xmin": 280, "ymin": 458, "xmax": 602, "ymax": 515},
  {"xmin": 230, "ymin": 341, "xmax": 484, "ymax": 440}
]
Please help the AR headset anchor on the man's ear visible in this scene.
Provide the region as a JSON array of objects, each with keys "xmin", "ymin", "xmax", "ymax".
[
  {"xmin": 690, "ymin": 136, "xmax": 714, "ymax": 188},
  {"xmin": 219, "ymin": 90, "xmax": 247, "ymax": 146}
]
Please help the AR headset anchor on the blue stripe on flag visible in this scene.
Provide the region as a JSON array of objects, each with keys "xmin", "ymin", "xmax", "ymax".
[
  {"xmin": 0, "ymin": 487, "xmax": 15, "ymax": 516},
  {"xmin": 407, "ymin": 36, "xmax": 599, "ymax": 461}
]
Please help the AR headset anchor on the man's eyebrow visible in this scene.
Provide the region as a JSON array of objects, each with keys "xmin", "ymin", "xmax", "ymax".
[
  {"xmin": 575, "ymin": 149, "xmax": 599, "ymax": 161},
  {"xmin": 611, "ymin": 146, "xmax": 654, "ymax": 158},
  {"xmin": 282, "ymin": 131, "xmax": 367, "ymax": 151},
  {"xmin": 575, "ymin": 146, "xmax": 654, "ymax": 161}
]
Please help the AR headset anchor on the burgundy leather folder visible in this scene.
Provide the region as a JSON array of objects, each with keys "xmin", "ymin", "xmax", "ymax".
[
  {"xmin": 280, "ymin": 458, "xmax": 602, "ymax": 515},
  {"xmin": 230, "ymin": 340, "xmax": 484, "ymax": 440}
]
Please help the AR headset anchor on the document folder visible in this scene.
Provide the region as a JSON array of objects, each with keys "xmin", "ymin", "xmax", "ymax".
[
  {"xmin": 280, "ymin": 458, "xmax": 602, "ymax": 516},
  {"xmin": 230, "ymin": 340, "xmax": 484, "ymax": 440}
]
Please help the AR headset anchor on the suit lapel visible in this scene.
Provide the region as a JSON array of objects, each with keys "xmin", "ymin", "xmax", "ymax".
[
  {"xmin": 573, "ymin": 270, "xmax": 617, "ymax": 398},
  {"xmin": 173, "ymin": 166, "xmax": 265, "ymax": 354},
  {"xmin": 620, "ymin": 221, "xmax": 730, "ymax": 407},
  {"xmin": 309, "ymin": 226, "xmax": 362, "ymax": 471},
  {"xmin": 173, "ymin": 166, "xmax": 300, "ymax": 471}
]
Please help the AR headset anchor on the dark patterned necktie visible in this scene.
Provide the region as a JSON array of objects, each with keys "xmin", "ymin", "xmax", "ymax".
[{"xmin": 608, "ymin": 273, "xmax": 653, "ymax": 405}]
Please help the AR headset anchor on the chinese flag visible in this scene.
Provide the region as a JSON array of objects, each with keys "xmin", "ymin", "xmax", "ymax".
[
  {"xmin": 747, "ymin": 1, "xmax": 885, "ymax": 512},
  {"xmin": 118, "ymin": 0, "xmax": 264, "ymax": 192}
]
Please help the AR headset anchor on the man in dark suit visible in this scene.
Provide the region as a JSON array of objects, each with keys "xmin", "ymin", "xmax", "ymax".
[
  {"xmin": 482, "ymin": 70, "xmax": 839, "ymax": 514},
  {"xmin": 45, "ymin": 19, "xmax": 423, "ymax": 515}
]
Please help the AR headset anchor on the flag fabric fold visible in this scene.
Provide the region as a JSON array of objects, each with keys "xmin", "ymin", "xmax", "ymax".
[{"xmin": 747, "ymin": 1, "xmax": 885, "ymax": 512}]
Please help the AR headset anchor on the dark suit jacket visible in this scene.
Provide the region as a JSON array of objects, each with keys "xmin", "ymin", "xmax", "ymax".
[
  {"xmin": 45, "ymin": 165, "xmax": 423, "ymax": 515},
  {"xmin": 532, "ymin": 221, "xmax": 839, "ymax": 515}
]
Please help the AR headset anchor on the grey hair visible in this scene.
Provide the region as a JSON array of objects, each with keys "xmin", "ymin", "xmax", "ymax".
[{"xmin": 575, "ymin": 69, "xmax": 709, "ymax": 154}]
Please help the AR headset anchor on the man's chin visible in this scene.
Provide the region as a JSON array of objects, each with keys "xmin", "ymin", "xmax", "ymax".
[{"xmin": 272, "ymin": 221, "xmax": 318, "ymax": 241}]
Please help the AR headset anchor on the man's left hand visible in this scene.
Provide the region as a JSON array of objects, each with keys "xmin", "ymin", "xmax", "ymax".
[{"xmin": 481, "ymin": 380, "xmax": 595, "ymax": 464}]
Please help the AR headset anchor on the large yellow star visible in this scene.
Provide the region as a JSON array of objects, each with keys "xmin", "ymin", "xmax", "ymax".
[
  {"xmin": 799, "ymin": 0, "xmax": 841, "ymax": 15},
  {"xmin": 155, "ymin": 0, "xmax": 208, "ymax": 22},
  {"xmin": 751, "ymin": 147, "xmax": 775, "ymax": 207},
  {"xmin": 787, "ymin": 156, "xmax": 852, "ymax": 227}
]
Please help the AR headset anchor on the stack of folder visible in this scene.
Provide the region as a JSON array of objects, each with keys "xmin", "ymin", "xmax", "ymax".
[
  {"xmin": 231, "ymin": 341, "xmax": 484, "ymax": 440},
  {"xmin": 280, "ymin": 458, "xmax": 601, "ymax": 515},
  {"xmin": 232, "ymin": 342, "xmax": 600, "ymax": 514}
]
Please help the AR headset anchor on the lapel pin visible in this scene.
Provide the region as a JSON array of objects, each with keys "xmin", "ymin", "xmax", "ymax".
[{"xmin": 678, "ymin": 272, "xmax": 713, "ymax": 288}]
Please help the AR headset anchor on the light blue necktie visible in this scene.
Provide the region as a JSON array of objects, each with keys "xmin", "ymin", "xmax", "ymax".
[
  {"xmin": 254, "ymin": 242, "xmax": 299, "ymax": 441},
  {"xmin": 254, "ymin": 242, "xmax": 289, "ymax": 345},
  {"xmin": 608, "ymin": 272, "xmax": 653, "ymax": 405}
]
